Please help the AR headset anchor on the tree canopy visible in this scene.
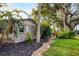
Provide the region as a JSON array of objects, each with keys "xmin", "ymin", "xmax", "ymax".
[{"xmin": 32, "ymin": 3, "xmax": 79, "ymax": 31}]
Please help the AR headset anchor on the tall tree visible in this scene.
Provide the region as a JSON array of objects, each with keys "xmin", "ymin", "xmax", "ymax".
[
  {"xmin": 36, "ymin": 4, "xmax": 42, "ymax": 43},
  {"xmin": 32, "ymin": 3, "xmax": 79, "ymax": 31}
]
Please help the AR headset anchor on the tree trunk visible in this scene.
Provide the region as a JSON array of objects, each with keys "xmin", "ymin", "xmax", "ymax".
[
  {"xmin": 63, "ymin": 19, "xmax": 66, "ymax": 31},
  {"xmin": 36, "ymin": 18, "xmax": 41, "ymax": 43},
  {"xmin": 36, "ymin": 4, "xmax": 41, "ymax": 43}
]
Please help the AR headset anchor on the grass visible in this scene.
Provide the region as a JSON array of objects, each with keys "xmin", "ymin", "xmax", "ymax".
[
  {"xmin": 74, "ymin": 35, "xmax": 79, "ymax": 39},
  {"xmin": 42, "ymin": 38, "xmax": 79, "ymax": 56}
]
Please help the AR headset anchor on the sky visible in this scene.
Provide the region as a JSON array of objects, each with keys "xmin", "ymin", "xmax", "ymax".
[
  {"xmin": 4, "ymin": 3, "xmax": 37, "ymax": 18},
  {"xmin": 7, "ymin": 3, "xmax": 37, "ymax": 14}
]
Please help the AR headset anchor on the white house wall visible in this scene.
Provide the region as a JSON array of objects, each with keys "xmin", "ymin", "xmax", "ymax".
[{"xmin": 14, "ymin": 33, "xmax": 25, "ymax": 43}]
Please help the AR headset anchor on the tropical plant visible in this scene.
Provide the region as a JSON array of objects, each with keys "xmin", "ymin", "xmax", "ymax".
[
  {"xmin": 25, "ymin": 32, "xmax": 33, "ymax": 43},
  {"xmin": 0, "ymin": 8, "xmax": 29, "ymax": 44},
  {"xmin": 41, "ymin": 20, "xmax": 52, "ymax": 39}
]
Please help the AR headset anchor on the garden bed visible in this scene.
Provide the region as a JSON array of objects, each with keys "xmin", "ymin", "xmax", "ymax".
[
  {"xmin": 0, "ymin": 40, "xmax": 42, "ymax": 56},
  {"xmin": 0, "ymin": 38, "xmax": 51, "ymax": 56}
]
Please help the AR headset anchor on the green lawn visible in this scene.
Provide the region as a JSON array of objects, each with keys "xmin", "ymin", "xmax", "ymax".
[{"xmin": 42, "ymin": 38, "xmax": 79, "ymax": 56}]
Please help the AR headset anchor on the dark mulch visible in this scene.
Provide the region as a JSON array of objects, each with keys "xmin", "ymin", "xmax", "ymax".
[{"xmin": 0, "ymin": 39, "xmax": 49, "ymax": 56}]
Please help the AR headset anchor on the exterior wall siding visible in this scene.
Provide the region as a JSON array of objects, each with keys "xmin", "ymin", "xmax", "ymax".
[{"xmin": 7, "ymin": 20, "xmax": 36, "ymax": 43}]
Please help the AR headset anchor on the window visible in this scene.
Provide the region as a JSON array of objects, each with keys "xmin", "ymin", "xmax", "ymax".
[
  {"xmin": 19, "ymin": 27, "xmax": 24, "ymax": 32},
  {"xmin": 19, "ymin": 25, "xmax": 24, "ymax": 32}
]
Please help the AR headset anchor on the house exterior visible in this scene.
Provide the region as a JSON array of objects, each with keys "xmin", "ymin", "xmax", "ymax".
[{"xmin": 8, "ymin": 18, "xmax": 37, "ymax": 43}]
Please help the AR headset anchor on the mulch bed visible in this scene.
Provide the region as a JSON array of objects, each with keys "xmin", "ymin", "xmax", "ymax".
[{"xmin": 0, "ymin": 38, "xmax": 50, "ymax": 56}]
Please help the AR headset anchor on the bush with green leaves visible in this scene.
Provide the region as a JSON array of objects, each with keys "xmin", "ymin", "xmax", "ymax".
[
  {"xmin": 57, "ymin": 31, "xmax": 75, "ymax": 39},
  {"xmin": 25, "ymin": 32, "xmax": 32, "ymax": 43},
  {"xmin": 41, "ymin": 21, "xmax": 52, "ymax": 39}
]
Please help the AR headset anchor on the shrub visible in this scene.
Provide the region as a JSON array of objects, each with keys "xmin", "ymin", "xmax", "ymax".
[
  {"xmin": 52, "ymin": 31, "xmax": 58, "ymax": 37},
  {"xmin": 57, "ymin": 31, "xmax": 75, "ymax": 39},
  {"xmin": 41, "ymin": 21, "xmax": 52, "ymax": 39},
  {"xmin": 25, "ymin": 32, "xmax": 32, "ymax": 43}
]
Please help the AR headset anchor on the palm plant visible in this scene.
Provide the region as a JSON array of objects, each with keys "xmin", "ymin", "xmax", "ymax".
[
  {"xmin": 0, "ymin": 9, "xmax": 29, "ymax": 44},
  {"xmin": 11, "ymin": 9, "xmax": 29, "ymax": 37}
]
